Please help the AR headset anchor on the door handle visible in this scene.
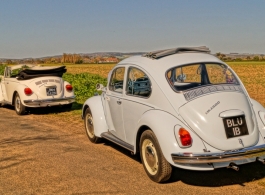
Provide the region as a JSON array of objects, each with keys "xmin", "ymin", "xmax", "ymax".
[{"xmin": 117, "ymin": 100, "xmax": 122, "ymax": 105}]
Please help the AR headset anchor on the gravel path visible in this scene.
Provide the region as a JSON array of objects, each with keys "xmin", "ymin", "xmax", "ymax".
[{"xmin": 0, "ymin": 106, "xmax": 265, "ymax": 195}]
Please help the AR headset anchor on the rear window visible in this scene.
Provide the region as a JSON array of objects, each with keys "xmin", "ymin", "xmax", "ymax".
[{"xmin": 166, "ymin": 63, "xmax": 238, "ymax": 91}]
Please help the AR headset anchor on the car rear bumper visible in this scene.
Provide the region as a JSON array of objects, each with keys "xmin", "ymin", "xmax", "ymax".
[
  {"xmin": 24, "ymin": 96, "xmax": 75, "ymax": 107},
  {"xmin": 171, "ymin": 144, "xmax": 265, "ymax": 164}
]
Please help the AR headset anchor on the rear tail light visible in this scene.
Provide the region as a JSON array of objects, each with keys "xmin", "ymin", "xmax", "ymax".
[
  {"xmin": 174, "ymin": 127, "xmax": 192, "ymax": 148},
  {"xmin": 65, "ymin": 84, "xmax": 73, "ymax": 92},
  {"xmin": 24, "ymin": 87, "xmax": 33, "ymax": 95},
  {"xmin": 179, "ymin": 128, "xmax": 192, "ymax": 146}
]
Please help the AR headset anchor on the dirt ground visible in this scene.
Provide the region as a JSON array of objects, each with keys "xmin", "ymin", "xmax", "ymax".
[{"xmin": 0, "ymin": 106, "xmax": 265, "ymax": 195}]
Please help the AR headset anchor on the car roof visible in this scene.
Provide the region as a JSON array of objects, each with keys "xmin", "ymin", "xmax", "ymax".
[{"xmin": 118, "ymin": 49, "xmax": 224, "ymax": 74}]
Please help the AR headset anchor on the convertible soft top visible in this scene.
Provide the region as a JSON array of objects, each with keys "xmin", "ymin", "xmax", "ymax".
[{"xmin": 16, "ymin": 65, "xmax": 67, "ymax": 80}]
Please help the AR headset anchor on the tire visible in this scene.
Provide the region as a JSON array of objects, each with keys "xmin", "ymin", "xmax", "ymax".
[
  {"xmin": 140, "ymin": 130, "xmax": 172, "ymax": 183},
  {"xmin": 14, "ymin": 93, "xmax": 26, "ymax": 115},
  {"xmin": 84, "ymin": 108, "xmax": 101, "ymax": 143}
]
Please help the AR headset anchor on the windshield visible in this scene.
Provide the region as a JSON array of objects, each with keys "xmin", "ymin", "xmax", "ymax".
[{"xmin": 166, "ymin": 63, "xmax": 238, "ymax": 91}]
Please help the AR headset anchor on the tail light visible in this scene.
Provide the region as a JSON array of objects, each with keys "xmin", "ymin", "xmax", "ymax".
[
  {"xmin": 65, "ymin": 84, "xmax": 73, "ymax": 92},
  {"xmin": 24, "ymin": 87, "xmax": 33, "ymax": 95},
  {"xmin": 179, "ymin": 128, "xmax": 192, "ymax": 146},
  {"xmin": 174, "ymin": 127, "xmax": 192, "ymax": 148}
]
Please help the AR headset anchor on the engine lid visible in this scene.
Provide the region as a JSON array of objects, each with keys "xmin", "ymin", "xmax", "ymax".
[
  {"xmin": 27, "ymin": 77, "xmax": 63, "ymax": 99},
  {"xmin": 179, "ymin": 91, "xmax": 259, "ymax": 151}
]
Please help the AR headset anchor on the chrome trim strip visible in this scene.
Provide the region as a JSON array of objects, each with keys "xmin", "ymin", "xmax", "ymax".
[
  {"xmin": 101, "ymin": 132, "xmax": 134, "ymax": 152},
  {"xmin": 24, "ymin": 96, "xmax": 75, "ymax": 105},
  {"xmin": 171, "ymin": 144, "xmax": 265, "ymax": 164}
]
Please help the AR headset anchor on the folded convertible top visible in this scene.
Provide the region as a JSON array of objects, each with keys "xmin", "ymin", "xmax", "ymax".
[{"xmin": 17, "ymin": 66, "xmax": 67, "ymax": 80}]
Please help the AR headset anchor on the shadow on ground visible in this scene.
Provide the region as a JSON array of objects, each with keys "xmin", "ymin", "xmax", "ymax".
[
  {"xmin": 1, "ymin": 102, "xmax": 82, "ymax": 115},
  {"xmin": 102, "ymin": 139, "xmax": 265, "ymax": 187}
]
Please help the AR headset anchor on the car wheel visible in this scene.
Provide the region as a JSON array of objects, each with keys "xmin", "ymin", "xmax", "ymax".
[
  {"xmin": 14, "ymin": 93, "xmax": 26, "ymax": 115},
  {"xmin": 140, "ymin": 130, "xmax": 172, "ymax": 183},
  {"xmin": 84, "ymin": 108, "xmax": 101, "ymax": 143}
]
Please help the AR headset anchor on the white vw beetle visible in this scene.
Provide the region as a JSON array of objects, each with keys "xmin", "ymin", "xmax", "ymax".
[
  {"xmin": 0, "ymin": 64, "xmax": 75, "ymax": 115},
  {"xmin": 82, "ymin": 47, "xmax": 265, "ymax": 183}
]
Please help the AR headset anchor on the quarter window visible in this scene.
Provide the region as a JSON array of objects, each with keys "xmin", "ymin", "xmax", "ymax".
[
  {"xmin": 109, "ymin": 67, "xmax": 125, "ymax": 93},
  {"xmin": 126, "ymin": 67, "xmax": 151, "ymax": 97}
]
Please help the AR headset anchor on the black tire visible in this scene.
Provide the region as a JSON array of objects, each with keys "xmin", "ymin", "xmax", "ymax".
[
  {"xmin": 84, "ymin": 108, "xmax": 101, "ymax": 143},
  {"xmin": 140, "ymin": 130, "xmax": 172, "ymax": 183},
  {"xmin": 14, "ymin": 93, "xmax": 26, "ymax": 115}
]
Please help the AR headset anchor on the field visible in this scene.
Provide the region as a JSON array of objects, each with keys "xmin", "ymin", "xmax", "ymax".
[{"xmin": 227, "ymin": 62, "xmax": 265, "ymax": 106}]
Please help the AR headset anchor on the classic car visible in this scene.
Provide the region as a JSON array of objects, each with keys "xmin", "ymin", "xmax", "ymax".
[
  {"xmin": 0, "ymin": 64, "xmax": 75, "ymax": 115},
  {"xmin": 81, "ymin": 47, "xmax": 265, "ymax": 183}
]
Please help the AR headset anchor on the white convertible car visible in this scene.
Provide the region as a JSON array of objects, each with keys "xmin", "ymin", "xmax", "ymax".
[
  {"xmin": 82, "ymin": 47, "xmax": 265, "ymax": 183},
  {"xmin": 0, "ymin": 64, "xmax": 75, "ymax": 115}
]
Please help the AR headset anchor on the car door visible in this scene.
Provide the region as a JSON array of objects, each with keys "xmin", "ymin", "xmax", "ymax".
[
  {"xmin": 4, "ymin": 67, "xmax": 19, "ymax": 103},
  {"xmin": 105, "ymin": 67, "xmax": 126, "ymax": 140},
  {"xmin": 122, "ymin": 66, "xmax": 153, "ymax": 145},
  {"xmin": 1, "ymin": 67, "xmax": 13, "ymax": 103}
]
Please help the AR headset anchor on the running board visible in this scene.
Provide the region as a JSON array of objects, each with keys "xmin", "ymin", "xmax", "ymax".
[{"xmin": 101, "ymin": 132, "xmax": 134, "ymax": 152}]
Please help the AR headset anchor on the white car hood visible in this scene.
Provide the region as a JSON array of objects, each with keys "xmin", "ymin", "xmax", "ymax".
[{"xmin": 178, "ymin": 91, "xmax": 259, "ymax": 151}]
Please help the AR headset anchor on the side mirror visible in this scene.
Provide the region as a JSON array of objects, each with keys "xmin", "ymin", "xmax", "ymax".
[{"xmin": 96, "ymin": 83, "xmax": 106, "ymax": 92}]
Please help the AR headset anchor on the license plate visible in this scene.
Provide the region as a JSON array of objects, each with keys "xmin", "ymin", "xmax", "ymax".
[
  {"xmin": 46, "ymin": 87, "xmax": 57, "ymax": 96},
  {"xmin": 223, "ymin": 115, "xmax": 249, "ymax": 138}
]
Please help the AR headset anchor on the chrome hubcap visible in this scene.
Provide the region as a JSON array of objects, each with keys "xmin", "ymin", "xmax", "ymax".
[
  {"xmin": 86, "ymin": 114, "xmax": 94, "ymax": 138},
  {"xmin": 145, "ymin": 146, "xmax": 156, "ymax": 168},
  {"xmin": 16, "ymin": 97, "xmax": 21, "ymax": 111},
  {"xmin": 142, "ymin": 139, "xmax": 158, "ymax": 175}
]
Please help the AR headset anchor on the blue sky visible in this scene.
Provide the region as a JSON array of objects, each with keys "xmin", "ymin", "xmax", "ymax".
[{"xmin": 0, "ymin": 0, "xmax": 265, "ymax": 58}]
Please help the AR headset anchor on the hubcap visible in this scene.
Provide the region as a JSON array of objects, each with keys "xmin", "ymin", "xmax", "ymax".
[
  {"xmin": 16, "ymin": 96, "xmax": 21, "ymax": 111},
  {"xmin": 86, "ymin": 114, "xmax": 94, "ymax": 138},
  {"xmin": 142, "ymin": 139, "xmax": 158, "ymax": 175}
]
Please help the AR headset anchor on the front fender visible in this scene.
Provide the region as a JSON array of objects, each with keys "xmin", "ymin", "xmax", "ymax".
[
  {"xmin": 14, "ymin": 84, "xmax": 38, "ymax": 106},
  {"xmin": 136, "ymin": 109, "xmax": 207, "ymax": 167},
  {"xmin": 82, "ymin": 96, "xmax": 108, "ymax": 137}
]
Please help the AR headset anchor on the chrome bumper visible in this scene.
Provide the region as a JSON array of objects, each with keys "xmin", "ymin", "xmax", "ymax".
[
  {"xmin": 24, "ymin": 96, "xmax": 75, "ymax": 106},
  {"xmin": 171, "ymin": 144, "xmax": 265, "ymax": 164}
]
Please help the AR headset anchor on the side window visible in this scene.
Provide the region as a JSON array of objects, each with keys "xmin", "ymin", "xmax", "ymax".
[
  {"xmin": 109, "ymin": 67, "xmax": 125, "ymax": 93},
  {"xmin": 126, "ymin": 67, "xmax": 151, "ymax": 98}
]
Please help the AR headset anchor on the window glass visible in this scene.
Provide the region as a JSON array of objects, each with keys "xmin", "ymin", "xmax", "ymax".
[
  {"xmin": 126, "ymin": 67, "xmax": 151, "ymax": 97},
  {"xmin": 109, "ymin": 67, "xmax": 125, "ymax": 93},
  {"xmin": 167, "ymin": 63, "xmax": 238, "ymax": 91},
  {"xmin": 206, "ymin": 64, "xmax": 237, "ymax": 84}
]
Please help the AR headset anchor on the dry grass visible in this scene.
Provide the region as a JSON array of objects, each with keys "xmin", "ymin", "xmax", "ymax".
[
  {"xmin": 65, "ymin": 64, "xmax": 115, "ymax": 78},
  {"xmin": 228, "ymin": 62, "xmax": 265, "ymax": 107}
]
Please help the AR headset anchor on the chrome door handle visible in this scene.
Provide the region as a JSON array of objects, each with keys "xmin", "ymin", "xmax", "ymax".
[{"xmin": 117, "ymin": 100, "xmax": 122, "ymax": 105}]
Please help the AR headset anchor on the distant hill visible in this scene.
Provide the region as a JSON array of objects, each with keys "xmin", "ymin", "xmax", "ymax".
[{"xmin": 0, "ymin": 52, "xmax": 146, "ymax": 62}]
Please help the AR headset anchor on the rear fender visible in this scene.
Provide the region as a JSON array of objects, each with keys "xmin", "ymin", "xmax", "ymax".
[
  {"xmin": 82, "ymin": 96, "xmax": 108, "ymax": 137},
  {"xmin": 63, "ymin": 81, "xmax": 75, "ymax": 97},
  {"xmin": 13, "ymin": 84, "xmax": 38, "ymax": 106},
  {"xmin": 136, "ymin": 110, "xmax": 207, "ymax": 166},
  {"xmin": 251, "ymin": 98, "xmax": 265, "ymax": 139}
]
